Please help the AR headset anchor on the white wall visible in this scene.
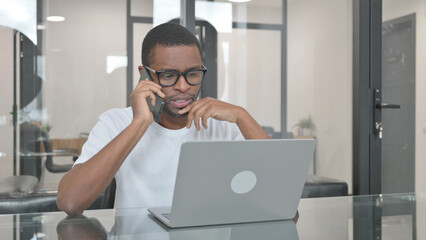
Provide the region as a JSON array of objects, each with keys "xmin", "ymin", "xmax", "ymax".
[
  {"xmin": 0, "ymin": 26, "xmax": 14, "ymax": 180},
  {"xmin": 216, "ymin": 29, "xmax": 282, "ymax": 132},
  {"xmin": 133, "ymin": 24, "xmax": 155, "ymax": 88},
  {"xmin": 287, "ymin": 0, "xmax": 353, "ymax": 193}
]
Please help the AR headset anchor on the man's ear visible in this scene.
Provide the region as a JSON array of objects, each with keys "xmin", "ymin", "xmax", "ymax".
[{"xmin": 138, "ymin": 65, "xmax": 144, "ymax": 75}]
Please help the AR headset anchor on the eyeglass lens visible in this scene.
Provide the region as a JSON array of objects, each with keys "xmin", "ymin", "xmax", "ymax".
[{"xmin": 159, "ymin": 70, "xmax": 204, "ymax": 86}]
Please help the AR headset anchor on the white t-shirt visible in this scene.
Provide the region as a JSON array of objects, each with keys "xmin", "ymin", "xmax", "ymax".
[{"xmin": 74, "ymin": 107, "xmax": 244, "ymax": 209}]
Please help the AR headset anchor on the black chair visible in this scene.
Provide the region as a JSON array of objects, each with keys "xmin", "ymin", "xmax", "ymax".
[
  {"xmin": 0, "ymin": 175, "xmax": 104, "ymax": 214},
  {"xmin": 302, "ymin": 175, "xmax": 348, "ymax": 198},
  {"xmin": 101, "ymin": 178, "xmax": 116, "ymax": 209},
  {"xmin": 0, "ymin": 175, "xmax": 58, "ymax": 214},
  {"xmin": 20, "ymin": 122, "xmax": 75, "ymax": 179}
]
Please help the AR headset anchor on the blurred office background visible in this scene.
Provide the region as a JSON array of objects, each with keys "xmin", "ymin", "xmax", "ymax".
[{"xmin": 0, "ymin": 0, "xmax": 425, "ymax": 198}]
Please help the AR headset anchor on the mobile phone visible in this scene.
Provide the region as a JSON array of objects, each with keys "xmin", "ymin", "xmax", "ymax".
[{"xmin": 139, "ymin": 69, "xmax": 164, "ymax": 122}]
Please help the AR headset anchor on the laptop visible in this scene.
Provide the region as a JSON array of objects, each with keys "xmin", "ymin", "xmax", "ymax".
[{"xmin": 148, "ymin": 139, "xmax": 316, "ymax": 228}]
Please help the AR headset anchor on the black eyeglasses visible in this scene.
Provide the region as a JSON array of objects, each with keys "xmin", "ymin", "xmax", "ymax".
[{"xmin": 144, "ymin": 65, "xmax": 207, "ymax": 87}]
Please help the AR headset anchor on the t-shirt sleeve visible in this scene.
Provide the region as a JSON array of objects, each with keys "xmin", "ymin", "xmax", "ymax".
[
  {"xmin": 230, "ymin": 122, "xmax": 245, "ymax": 140},
  {"xmin": 73, "ymin": 110, "xmax": 126, "ymax": 166}
]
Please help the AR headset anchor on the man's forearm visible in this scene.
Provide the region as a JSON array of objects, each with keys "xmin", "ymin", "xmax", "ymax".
[
  {"xmin": 235, "ymin": 108, "xmax": 270, "ymax": 139},
  {"xmin": 57, "ymin": 119, "xmax": 150, "ymax": 215}
]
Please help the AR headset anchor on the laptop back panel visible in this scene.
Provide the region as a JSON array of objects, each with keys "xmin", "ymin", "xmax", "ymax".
[{"xmin": 167, "ymin": 139, "xmax": 316, "ymax": 228}]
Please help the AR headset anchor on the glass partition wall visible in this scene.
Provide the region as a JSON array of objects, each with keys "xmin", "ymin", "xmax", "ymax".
[
  {"xmin": 0, "ymin": 0, "xmax": 129, "ymax": 190},
  {"xmin": 287, "ymin": 0, "xmax": 353, "ymax": 192},
  {"xmin": 38, "ymin": 0, "xmax": 129, "ymax": 189},
  {"xmin": 195, "ymin": 0, "xmax": 283, "ymax": 135}
]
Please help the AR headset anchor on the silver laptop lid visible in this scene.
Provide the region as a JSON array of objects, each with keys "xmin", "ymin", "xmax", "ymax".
[{"xmin": 167, "ymin": 139, "xmax": 316, "ymax": 227}]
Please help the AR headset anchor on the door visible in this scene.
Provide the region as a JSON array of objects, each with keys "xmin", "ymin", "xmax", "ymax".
[
  {"xmin": 381, "ymin": 14, "xmax": 415, "ymax": 194},
  {"xmin": 353, "ymin": 0, "xmax": 417, "ymax": 196}
]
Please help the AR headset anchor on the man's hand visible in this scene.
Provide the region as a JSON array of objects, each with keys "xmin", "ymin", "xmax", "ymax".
[
  {"xmin": 178, "ymin": 97, "xmax": 243, "ymax": 131},
  {"xmin": 130, "ymin": 79, "xmax": 165, "ymax": 124}
]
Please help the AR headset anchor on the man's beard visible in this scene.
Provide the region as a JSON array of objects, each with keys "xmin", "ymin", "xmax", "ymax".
[
  {"xmin": 163, "ymin": 105, "xmax": 189, "ymax": 118},
  {"xmin": 163, "ymin": 90, "xmax": 200, "ymax": 118}
]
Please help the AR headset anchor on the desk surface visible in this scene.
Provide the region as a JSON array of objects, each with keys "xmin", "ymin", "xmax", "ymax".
[{"xmin": 0, "ymin": 192, "xmax": 424, "ymax": 240}]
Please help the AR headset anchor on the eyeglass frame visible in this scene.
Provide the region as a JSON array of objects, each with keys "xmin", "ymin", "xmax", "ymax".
[{"xmin": 144, "ymin": 65, "xmax": 207, "ymax": 87}]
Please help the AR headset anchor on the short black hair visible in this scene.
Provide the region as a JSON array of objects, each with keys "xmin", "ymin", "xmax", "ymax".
[{"xmin": 141, "ymin": 22, "xmax": 203, "ymax": 66}]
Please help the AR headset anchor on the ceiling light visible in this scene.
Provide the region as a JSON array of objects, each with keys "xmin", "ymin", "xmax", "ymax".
[{"xmin": 46, "ymin": 16, "xmax": 65, "ymax": 22}]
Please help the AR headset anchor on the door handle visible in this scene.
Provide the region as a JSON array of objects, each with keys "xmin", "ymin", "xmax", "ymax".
[
  {"xmin": 373, "ymin": 88, "xmax": 401, "ymax": 139},
  {"xmin": 375, "ymin": 103, "xmax": 401, "ymax": 109}
]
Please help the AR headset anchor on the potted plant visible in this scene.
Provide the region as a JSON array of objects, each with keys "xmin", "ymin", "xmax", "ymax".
[
  {"xmin": 294, "ymin": 114, "xmax": 316, "ymax": 136},
  {"xmin": 43, "ymin": 123, "xmax": 52, "ymax": 133}
]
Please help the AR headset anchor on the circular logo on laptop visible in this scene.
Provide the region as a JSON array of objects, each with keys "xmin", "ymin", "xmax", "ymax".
[{"xmin": 231, "ymin": 171, "xmax": 257, "ymax": 194}]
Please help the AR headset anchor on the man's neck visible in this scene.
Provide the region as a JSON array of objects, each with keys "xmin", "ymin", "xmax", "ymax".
[{"xmin": 157, "ymin": 113, "xmax": 188, "ymax": 130}]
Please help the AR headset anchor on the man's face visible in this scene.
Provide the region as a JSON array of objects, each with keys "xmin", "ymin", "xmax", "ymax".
[{"xmin": 148, "ymin": 45, "xmax": 202, "ymax": 118}]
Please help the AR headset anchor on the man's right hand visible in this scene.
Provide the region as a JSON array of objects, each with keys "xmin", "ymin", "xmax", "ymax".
[{"xmin": 129, "ymin": 79, "xmax": 165, "ymax": 124}]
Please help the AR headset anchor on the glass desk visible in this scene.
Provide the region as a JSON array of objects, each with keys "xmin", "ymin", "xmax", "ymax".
[{"xmin": 0, "ymin": 192, "xmax": 424, "ymax": 239}]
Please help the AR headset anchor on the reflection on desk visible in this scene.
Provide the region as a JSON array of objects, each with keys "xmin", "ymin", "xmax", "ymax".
[
  {"xmin": 57, "ymin": 215, "xmax": 107, "ymax": 240},
  {"xmin": 56, "ymin": 208, "xmax": 298, "ymax": 240},
  {"xmin": 0, "ymin": 193, "xmax": 423, "ymax": 240},
  {"xmin": 121, "ymin": 208, "xmax": 297, "ymax": 239}
]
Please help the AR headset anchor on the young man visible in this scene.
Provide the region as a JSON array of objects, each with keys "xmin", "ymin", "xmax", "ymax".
[{"xmin": 57, "ymin": 23, "xmax": 269, "ymax": 215}]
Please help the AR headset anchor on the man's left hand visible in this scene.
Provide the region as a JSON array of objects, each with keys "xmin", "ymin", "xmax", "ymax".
[{"xmin": 178, "ymin": 97, "xmax": 243, "ymax": 131}]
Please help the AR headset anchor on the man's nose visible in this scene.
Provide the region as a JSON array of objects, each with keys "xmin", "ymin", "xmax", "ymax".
[{"xmin": 174, "ymin": 75, "xmax": 190, "ymax": 92}]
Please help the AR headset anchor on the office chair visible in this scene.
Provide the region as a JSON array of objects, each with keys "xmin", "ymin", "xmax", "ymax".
[
  {"xmin": 101, "ymin": 178, "xmax": 116, "ymax": 209},
  {"xmin": 20, "ymin": 122, "xmax": 75, "ymax": 179},
  {"xmin": 0, "ymin": 174, "xmax": 104, "ymax": 214}
]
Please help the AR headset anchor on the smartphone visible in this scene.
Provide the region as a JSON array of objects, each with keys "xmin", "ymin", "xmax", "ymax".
[{"xmin": 139, "ymin": 69, "xmax": 164, "ymax": 122}]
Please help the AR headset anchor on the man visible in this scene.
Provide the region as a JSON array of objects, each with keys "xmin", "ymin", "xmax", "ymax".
[{"xmin": 57, "ymin": 23, "xmax": 269, "ymax": 215}]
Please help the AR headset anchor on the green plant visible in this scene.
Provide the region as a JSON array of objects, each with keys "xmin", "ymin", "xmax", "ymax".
[
  {"xmin": 294, "ymin": 114, "xmax": 316, "ymax": 130},
  {"xmin": 43, "ymin": 123, "xmax": 52, "ymax": 133}
]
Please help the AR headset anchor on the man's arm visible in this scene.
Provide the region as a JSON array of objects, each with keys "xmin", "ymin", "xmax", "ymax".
[
  {"xmin": 233, "ymin": 106, "xmax": 270, "ymax": 139},
  {"xmin": 57, "ymin": 79, "xmax": 164, "ymax": 215},
  {"xmin": 178, "ymin": 97, "xmax": 270, "ymax": 139},
  {"xmin": 57, "ymin": 119, "xmax": 150, "ymax": 215}
]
